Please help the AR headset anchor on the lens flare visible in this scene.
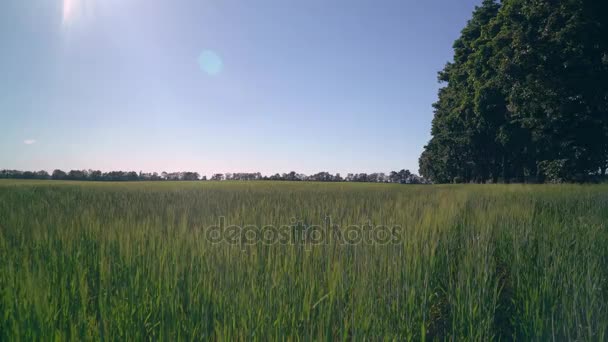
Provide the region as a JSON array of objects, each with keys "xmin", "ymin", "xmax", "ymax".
[{"xmin": 198, "ymin": 50, "xmax": 223, "ymax": 76}]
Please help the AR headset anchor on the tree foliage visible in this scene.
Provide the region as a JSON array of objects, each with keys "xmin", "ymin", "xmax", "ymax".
[
  {"xmin": 0, "ymin": 169, "xmax": 426, "ymax": 184},
  {"xmin": 420, "ymin": 0, "xmax": 608, "ymax": 183}
]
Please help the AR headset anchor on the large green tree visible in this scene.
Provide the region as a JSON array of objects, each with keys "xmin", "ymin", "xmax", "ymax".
[
  {"xmin": 420, "ymin": 0, "xmax": 502, "ymax": 183},
  {"xmin": 420, "ymin": 0, "xmax": 608, "ymax": 183}
]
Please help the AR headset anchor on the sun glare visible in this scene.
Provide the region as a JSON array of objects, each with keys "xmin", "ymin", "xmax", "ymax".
[{"xmin": 62, "ymin": 0, "xmax": 75, "ymax": 24}]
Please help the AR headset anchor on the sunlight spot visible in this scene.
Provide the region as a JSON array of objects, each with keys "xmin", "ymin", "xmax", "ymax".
[
  {"xmin": 62, "ymin": 0, "xmax": 94, "ymax": 27},
  {"xmin": 24, "ymin": 139, "xmax": 37, "ymax": 145},
  {"xmin": 63, "ymin": 0, "xmax": 76, "ymax": 24},
  {"xmin": 198, "ymin": 50, "xmax": 223, "ymax": 76}
]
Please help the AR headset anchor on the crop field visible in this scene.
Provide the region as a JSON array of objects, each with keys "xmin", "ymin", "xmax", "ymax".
[{"xmin": 0, "ymin": 180, "xmax": 607, "ymax": 340}]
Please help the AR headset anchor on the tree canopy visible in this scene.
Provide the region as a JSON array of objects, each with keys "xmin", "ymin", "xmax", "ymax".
[{"xmin": 419, "ymin": 0, "xmax": 608, "ymax": 183}]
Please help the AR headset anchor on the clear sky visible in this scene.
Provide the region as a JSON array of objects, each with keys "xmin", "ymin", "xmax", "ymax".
[{"xmin": 1, "ymin": 0, "xmax": 482, "ymax": 176}]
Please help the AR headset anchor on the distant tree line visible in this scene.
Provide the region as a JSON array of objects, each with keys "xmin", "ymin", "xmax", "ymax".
[
  {"xmin": 0, "ymin": 169, "xmax": 427, "ymax": 184},
  {"xmin": 419, "ymin": 0, "xmax": 608, "ymax": 183}
]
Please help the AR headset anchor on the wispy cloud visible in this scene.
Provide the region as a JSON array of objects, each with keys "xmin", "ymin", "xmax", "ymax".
[{"xmin": 24, "ymin": 139, "xmax": 37, "ymax": 145}]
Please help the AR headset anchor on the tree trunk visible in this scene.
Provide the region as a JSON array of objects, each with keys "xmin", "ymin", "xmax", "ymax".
[{"xmin": 502, "ymin": 155, "xmax": 510, "ymax": 184}]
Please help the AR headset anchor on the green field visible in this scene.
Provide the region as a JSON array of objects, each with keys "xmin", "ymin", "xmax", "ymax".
[{"xmin": 0, "ymin": 180, "xmax": 607, "ymax": 340}]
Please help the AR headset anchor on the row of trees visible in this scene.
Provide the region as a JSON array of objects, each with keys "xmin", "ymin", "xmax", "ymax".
[
  {"xmin": 0, "ymin": 170, "xmax": 202, "ymax": 181},
  {"xmin": 0, "ymin": 169, "xmax": 426, "ymax": 184},
  {"xmin": 419, "ymin": 0, "xmax": 608, "ymax": 183},
  {"xmin": 211, "ymin": 169, "xmax": 425, "ymax": 183}
]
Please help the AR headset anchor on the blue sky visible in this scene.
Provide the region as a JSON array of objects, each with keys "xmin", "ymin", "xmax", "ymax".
[{"xmin": 1, "ymin": 0, "xmax": 481, "ymax": 176}]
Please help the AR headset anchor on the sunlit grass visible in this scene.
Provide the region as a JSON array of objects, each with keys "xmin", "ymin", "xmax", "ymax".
[{"xmin": 0, "ymin": 180, "xmax": 607, "ymax": 340}]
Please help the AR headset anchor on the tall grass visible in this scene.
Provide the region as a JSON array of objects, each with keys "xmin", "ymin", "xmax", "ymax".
[{"xmin": 0, "ymin": 180, "xmax": 607, "ymax": 340}]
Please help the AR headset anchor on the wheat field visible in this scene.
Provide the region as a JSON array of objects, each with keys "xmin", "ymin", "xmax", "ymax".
[{"xmin": 0, "ymin": 180, "xmax": 607, "ymax": 340}]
